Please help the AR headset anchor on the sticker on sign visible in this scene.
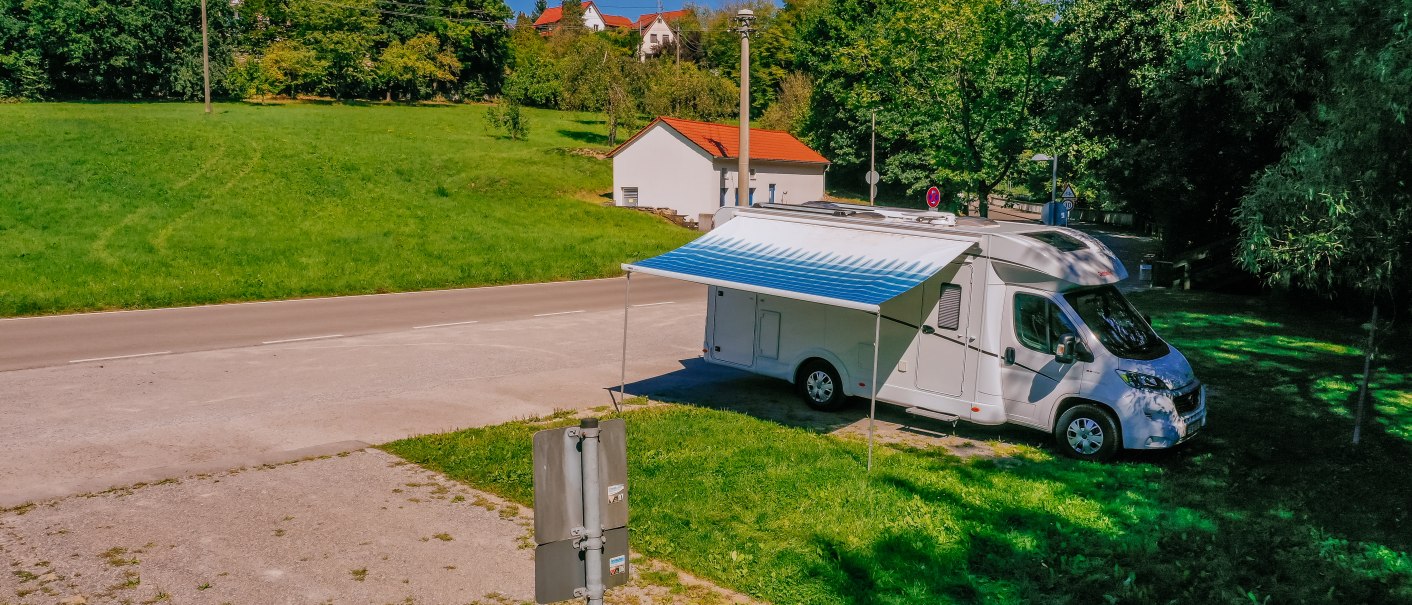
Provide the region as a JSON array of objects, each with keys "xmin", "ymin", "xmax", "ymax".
[{"xmin": 926, "ymin": 186, "xmax": 941, "ymax": 209}]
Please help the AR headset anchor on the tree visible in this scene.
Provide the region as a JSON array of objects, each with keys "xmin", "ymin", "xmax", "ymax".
[
  {"xmin": 557, "ymin": 35, "xmax": 641, "ymax": 144},
  {"xmin": 758, "ymin": 72, "xmax": 811, "ymax": 135},
  {"xmin": 378, "ymin": 34, "xmax": 461, "ymax": 101},
  {"xmin": 531, "ymin": 0, "xmax": 548, "ymax": 21},
  {"xmin": 504, "ymin": 26, "xmax": 562, "ymax": 107},
  {"xmin": 559, "ymin": 0, "xmax": 586, "ymax": 34},
  {"xmin": 485, "ymin": 96, "xmax": 530, "ymax": 140},
  {"xmin": 260, "ymin": 39, "xmax": 326, "ymax": 98},
  {"xmin": 1053, "ymin": 0, "xmax": 1279, "ymax": 253},
  {"xmin": 643, "ymin": 62, "xmax": 736, "ymax": 122},
  {"xmin": 1232, "ymin": 0, "xmax": 1410, "ymax": 444},
  {"xmin": 287, "ymin": 0, "xmax": 380, "ymax": 99},
  {"xmin": 798, "ymin": 0, "xmax": 1057, "ymax": 214}
]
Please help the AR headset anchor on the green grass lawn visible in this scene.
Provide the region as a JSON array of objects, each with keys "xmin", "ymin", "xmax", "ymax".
[
  {"xmin": 385, "ymin": 289, "xmax": 1411, "ymax": 604},
  {"xmin": 0, "ymin": 102, "xmax": 695, "ymax": 316}
]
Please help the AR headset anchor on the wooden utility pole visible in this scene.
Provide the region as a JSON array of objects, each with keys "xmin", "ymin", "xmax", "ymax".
[
  {"xmin": 201, "ymin": 0, "xmax": 211, "ymax": 114},
  {"xmin": 735, "ymin": 9, "xmax": 754, "ymax": 207}
]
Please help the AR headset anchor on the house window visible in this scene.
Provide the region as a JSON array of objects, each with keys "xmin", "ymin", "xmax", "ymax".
[
  {"xmin": 768, "ymin": 184, "xmax": 776, "ymax": 204},
  {"xmin": 622, "ymin": 187, "xmax": 639, "ymax": 207},
  {"xmin": 650, "ymin": 34, "xmax": 658, "ymax": 43}
]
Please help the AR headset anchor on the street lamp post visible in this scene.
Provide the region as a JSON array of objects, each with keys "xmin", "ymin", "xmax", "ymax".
[{"xmin": 735, "ymin": 9, "xmax": 755, "ymax": 207}]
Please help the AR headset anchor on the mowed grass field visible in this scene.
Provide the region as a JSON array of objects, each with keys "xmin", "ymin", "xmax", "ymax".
[
  {"xmin": 0, "ymin": 102, "xmax": 696, "ymax": 316},
  {"xmin": 387, "ymin": 289, "xmax": 1412, "ymax": 604}
]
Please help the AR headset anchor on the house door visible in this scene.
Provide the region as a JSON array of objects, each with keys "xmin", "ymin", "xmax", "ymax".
[
  {"xmin": 916, "ymin": 265, "xmax": 973, "ymax": 400},
  {"xmin": 769, "ymin": 184, "xmax": 776, "ymax": 204}
]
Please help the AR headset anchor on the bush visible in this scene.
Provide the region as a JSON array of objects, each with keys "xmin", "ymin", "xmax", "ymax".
[{"xmin": 484, "ymin": 97, "xmax": 529, "ymax": 140}]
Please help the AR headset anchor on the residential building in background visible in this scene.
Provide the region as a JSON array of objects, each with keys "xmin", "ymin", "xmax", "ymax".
[
  {"xmin": 635, "ymin": 10, "xmax": 690, "ymax": 59},
  {"xmin": 533, "ymin": 1, "xmax": 632, "ymax": 32},
  {"xmin": 609, "ymin": 117, "xmax": 830, "ymax": 224}
]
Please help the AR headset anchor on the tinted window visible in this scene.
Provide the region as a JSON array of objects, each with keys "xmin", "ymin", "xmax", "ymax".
[
  {"xmin": 1064, "ymin": 285, "xmax": 1169, "ymax": 360},
  {"xmin": 1022, "ymin": 231, "xmax": 1088, "ymax": 252},
  {"xmin": 1014, "ymin": 293, "xmax": 1077, "ymax": 354}
]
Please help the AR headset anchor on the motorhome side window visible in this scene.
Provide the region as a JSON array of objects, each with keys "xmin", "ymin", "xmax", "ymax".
[
  {"xmin": 1014, "ymin": 293, "xmax": 1077, "ymax": 354},
  {"xmin": 937, "ymin": 284, "xmax": 962, "ymax": 330}
]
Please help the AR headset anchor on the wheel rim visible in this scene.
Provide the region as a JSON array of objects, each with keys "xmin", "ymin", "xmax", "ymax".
[
  {"xmin": 805, "ymin": 370, "xmax": 834, "ymax": 403},
  {"xmin": 1066, "ymin": 417, "xmax": 1104, "ymax": 455}
]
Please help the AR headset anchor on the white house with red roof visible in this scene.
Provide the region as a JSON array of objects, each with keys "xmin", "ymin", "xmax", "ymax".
[
  {"xmin": 533, "ymin": 2, "xmax": 633, "ymax": 32},
  {"xmin": 635, "ymin": 10, "xmax": 690, "ymax": 58},
  {"xmin": 608, "ymin": 117, "xmax": 830, "ymax": 223}
]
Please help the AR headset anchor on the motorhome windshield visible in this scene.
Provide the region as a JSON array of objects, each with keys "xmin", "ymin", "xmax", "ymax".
[{"xmin": 1064, "ymin": 286, "xmax": 1169, "ymax": 360}]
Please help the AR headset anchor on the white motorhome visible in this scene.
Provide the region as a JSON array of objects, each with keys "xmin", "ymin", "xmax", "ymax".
[{"xmin": 625, "ymin": 203, "xmax": 1206, "ymax": 461}]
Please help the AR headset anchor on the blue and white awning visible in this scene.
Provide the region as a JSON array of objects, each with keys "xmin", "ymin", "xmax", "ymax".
[{"xmin": 623, "ymin": 214, "xmax": 976, "ymax": 312}]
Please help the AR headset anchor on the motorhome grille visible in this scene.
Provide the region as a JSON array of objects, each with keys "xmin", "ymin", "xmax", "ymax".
[
  {"xmin": 937, "ymin": 284, "xmax": 963, "ymax": 331},
  {"xmin": 1174, "ymin": 387, "xmax": 1201, "ymax": 414}
]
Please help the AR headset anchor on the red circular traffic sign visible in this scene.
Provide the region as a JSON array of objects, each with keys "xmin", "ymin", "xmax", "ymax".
[{"xmin": 926, "ymin": 187, "xmax": 941, "ymax": 208}]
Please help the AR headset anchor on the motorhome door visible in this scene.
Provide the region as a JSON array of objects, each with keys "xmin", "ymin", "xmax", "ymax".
[
  {"xmin": 916, "ymin": 265, "xmax": 973, "ymax": 398},
  {"xmin": 998, "ymin": 289, "xmax": 1084, "ymax": 424},
  {"xmin": 709, "ymin": 287, "xmax": 757, "ymax": 366}
]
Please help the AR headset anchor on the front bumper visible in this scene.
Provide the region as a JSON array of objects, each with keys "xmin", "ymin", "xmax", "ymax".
[{"xmin": 1133, "ymin": 383, "xmax": 1208, "ymax": 449}]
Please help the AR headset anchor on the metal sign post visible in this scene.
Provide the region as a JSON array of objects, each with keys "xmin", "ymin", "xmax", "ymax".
[{"xmin": 533, "ymin": 418, "xmax": 629, "ymax": 604}]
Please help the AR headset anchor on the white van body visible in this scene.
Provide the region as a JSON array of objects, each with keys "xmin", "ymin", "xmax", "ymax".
[{"xmin": 699, "ymin": 204, "xmax": 1206, "ymax": 457}]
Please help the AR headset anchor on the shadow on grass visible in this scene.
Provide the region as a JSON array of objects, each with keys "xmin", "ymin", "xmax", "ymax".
[
  {"xmin": 616, "ymin": 291, "xmax": 1412, "ymax": 602},
  {"xmin": 558, "ymin": 129, "xmax": 609, "ymax": 146}
]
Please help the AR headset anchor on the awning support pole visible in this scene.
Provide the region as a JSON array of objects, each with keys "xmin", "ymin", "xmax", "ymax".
[
  {"xmin": 868, "ymin": 311, "xmax": 880, "ymax": 473},
  {"xmin": 617, "ymin": 271, "xmax": 632, "ymax": 412}
]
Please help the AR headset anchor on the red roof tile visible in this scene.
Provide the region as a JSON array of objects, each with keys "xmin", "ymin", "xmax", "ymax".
[
  {"xmin": 534, "ymin": 2, "xmax": 631, "ymax": 29},
  {"xmin": 635, "ymin": 9, "xmax": 691, "ymax": 29},
  {"xmin": 610, "ymin": 117, "xmax": 830, "ymax": 165}
]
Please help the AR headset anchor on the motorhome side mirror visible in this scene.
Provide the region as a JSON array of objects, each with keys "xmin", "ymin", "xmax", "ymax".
[{"xmin": 1055, "ymin": 334, "xmax": 1078, "ymax": 364}]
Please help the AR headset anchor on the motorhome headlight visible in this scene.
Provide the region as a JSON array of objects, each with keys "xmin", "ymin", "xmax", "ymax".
[{"xmin": 1116, "ymin": 370, "xmax": 1171, "ymax": 391}]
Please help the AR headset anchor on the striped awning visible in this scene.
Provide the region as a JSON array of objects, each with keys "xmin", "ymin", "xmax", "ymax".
[{"xmin": 623, "ymin": 214, "xmax": 975, "ymax": 312}]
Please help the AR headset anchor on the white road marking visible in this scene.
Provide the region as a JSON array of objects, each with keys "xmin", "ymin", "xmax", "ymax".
[
  {"xmin": 261, "ymin": 334, "xmax": 344, "ymax": 345},
  {"xmin": 413, "ymin": 320, "xmax": 480, "ymax": 330},
  {"xmin": 69, "ymin": 351, "xmax": 172, "ymax": 364},
  {"xmin": 632, "ymin": 301, "xmax": 676, "ymax": 307},
  {"xmin": 533, "ymin": 310, "xmax": 585, "ymax": 317}
]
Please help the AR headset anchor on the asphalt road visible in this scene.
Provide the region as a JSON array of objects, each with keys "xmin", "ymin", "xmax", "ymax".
[
  {"xmin": 0, "ymin": 275, "xmax": 701, "ymax": 372},
  {"xmin": 0, "ymin": 275, "xmax": 723, "ymax": 506}
]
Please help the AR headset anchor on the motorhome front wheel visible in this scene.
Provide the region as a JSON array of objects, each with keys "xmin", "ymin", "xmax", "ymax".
[{"xmin": 1056, "ymin": 404, "xmax": 1121, "ymax": 462}]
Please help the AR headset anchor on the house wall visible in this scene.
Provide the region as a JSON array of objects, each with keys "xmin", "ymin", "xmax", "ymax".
[
  {"xmin": 716, "ymin": 159, "xmax": 827, "ymax": 206},
  {"xmin": 639, "ymin": 19, "xmax": 674, "ymax": 57},
  {"xmin": 613, "ymin": 124, "xmax": 718, "ymax": 218},
  {"xmin": 583, "ymin": 5, "xmax": 606, "ymax": 31}
]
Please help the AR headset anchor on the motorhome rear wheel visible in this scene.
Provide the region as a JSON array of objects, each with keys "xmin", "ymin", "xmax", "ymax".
[{"xmin": 797, "ymin": 360, "xmax": 847, "ymax": 411}]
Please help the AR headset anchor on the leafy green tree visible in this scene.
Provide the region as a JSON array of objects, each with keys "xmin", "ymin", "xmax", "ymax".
[
  {"xmin": 799, "ymin": 0, "xmax": 1057, "ymax": 215},
  {"xmin": 1052, "ymin": 0, "xmax": 1279, "ymax": 252},
  {"xmin": 260, "ymin": 39, "xmax": 326, "ymax": 98},
  {"xmin": 378, "ymin": 33, "xmax": 462, "ymax": 101},
  {"xmin": 559, "ymin": 0, "xmax": 586, "ymax": 33},
  {"xmin": 643, "ymin": 61, "xmax": 736, "ymax": 121},
  {"xmin": 504, "ymin": 27, "xmax": 562, "ymax": 107},
  {"xmin": 286, "ymin": 0, "xmax": 380, "ymax": 99},
  {"xmin": 758, "ymin": 72, "xmax": 811, "ymax": 135},
  {"xmin": 557, "ymin": 34, "xmax": 641, "ymax": 144},
  {"xmin": 531, "ymin": 0, "xmax": 548, "ymax": 21}
]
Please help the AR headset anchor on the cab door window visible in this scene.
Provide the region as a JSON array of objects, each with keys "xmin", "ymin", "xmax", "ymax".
[{"xmin": 1014, "ymin": 293, "xmax": 1077, "ymax": 354}]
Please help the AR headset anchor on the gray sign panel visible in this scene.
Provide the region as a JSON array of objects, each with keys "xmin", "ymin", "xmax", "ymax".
[
  {"xmin": 532, "ymin": 419, "xmax": 629, "ymax": 545},
  {"xmin": 534, "ymin": 526, "xmax": 630, "ymax": 603}
]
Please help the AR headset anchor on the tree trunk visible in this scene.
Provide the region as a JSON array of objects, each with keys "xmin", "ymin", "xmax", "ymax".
[
  {"xmin": 976, "ymin": 181, "xmax": 991, "ymax": 218},
  {"xmin": 1352, "ymin": 304, "xmax": 1378, "ymax": 445}
]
